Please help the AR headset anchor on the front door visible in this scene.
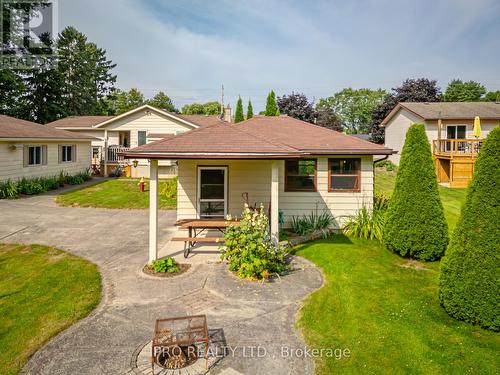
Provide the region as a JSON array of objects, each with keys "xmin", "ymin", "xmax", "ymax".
[{"xmin": 197, "ymin": 167, "xmax": 227, "ymax": 219}]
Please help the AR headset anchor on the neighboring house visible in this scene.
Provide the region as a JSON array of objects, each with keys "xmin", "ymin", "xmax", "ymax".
[
  {"xmin": 0, "ymin": 115, "xmax": 93, "ymax": 182},
  {"xmin": 47, "ymin": 104, "xmax": 226, "ymax": 178},
  {"xmin": 123, "ymin": 115, "xmax": 393, "ymax": 259},
  {"xmin": 382, "ymin": 102, "xmax": 500, "ymax": 187}
]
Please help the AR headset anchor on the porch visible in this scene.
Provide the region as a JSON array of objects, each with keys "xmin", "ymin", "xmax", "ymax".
[
  {"xmin": 91, "ymin": 145, "xmax": 131, "ymax": 177},
  {"xmin": 432, "ymin": 139, "xmax": 483, "ymax": 188}
]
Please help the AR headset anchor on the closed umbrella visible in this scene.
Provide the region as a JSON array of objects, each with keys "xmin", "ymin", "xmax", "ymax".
[{"xmin": 473, "ymin": 116, "xmax": 482, "ymax": 138}]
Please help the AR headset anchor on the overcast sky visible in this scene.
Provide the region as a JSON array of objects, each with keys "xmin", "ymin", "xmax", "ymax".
[{"xmin": 59, "ymin": 0, "xmax": 500, "ymax": 111}]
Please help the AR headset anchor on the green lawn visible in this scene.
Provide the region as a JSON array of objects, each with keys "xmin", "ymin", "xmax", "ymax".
[
  {"xmin": 374, "ymin": 168, "xmax": 467, "ymax": 231},
  {"xmin": 0, "ymin": 244, "xmax": 101, "ymax": 375},
  {"xmin": 295, "ymin": 237, "xmax": 499, "ymax": 374},
  {"xmin": 56, "ymin": 178, "xmax": 177, "ymax": 209}
]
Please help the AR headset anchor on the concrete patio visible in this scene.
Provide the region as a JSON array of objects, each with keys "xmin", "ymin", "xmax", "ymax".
[{"xmin": 0, "ymin": 188, "xmax": 323, "ymax": 375}]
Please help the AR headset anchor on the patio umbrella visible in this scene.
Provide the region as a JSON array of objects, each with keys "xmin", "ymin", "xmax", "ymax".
[{"xmin": 473, "ymin": 116, "xmax": 482, "ymax": 138}]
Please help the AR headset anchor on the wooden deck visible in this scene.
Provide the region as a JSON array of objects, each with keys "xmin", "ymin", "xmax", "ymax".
[{"xmin": 433, "ymin": 139, "xmax": 483, "ymax": 188}]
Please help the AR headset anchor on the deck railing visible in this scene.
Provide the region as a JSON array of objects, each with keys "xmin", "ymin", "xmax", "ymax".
[
  {"xmin": 107, "ymin": 146, "xmax": 130, "ymax": 162},
  {"xmin": 433, "ymin": 139, "xmax": 483, "ymax": 157}
]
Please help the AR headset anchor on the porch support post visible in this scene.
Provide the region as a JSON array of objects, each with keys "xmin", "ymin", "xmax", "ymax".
[
  {"xmin": 270, "ymin": 160, "xmax": 279, "ymax": 240},
  {"xmin": 103, "ymin": 130, "xmax": 108, "ymax": 176},
  {"xmin": 149, "ymin": 159, "xmax": 159, "ymax": 262}
]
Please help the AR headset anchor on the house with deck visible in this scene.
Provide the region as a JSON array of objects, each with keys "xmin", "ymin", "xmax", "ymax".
[
  {"xmin": 0, "ymin": 115, "xmax": 93, "ymax": 182},
  {"xmin": 47, "ymin": 105, "xmax": 227, "ymax": 177},
  {"xmin": 382, "ymin": 102, "xmax": 500, "ymax": 188},
  {"xmin": 122, "ymin": 115, "xmax": 393, "ymax": 261}
]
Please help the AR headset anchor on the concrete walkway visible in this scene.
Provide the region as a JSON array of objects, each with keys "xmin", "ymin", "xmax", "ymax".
[{"xmin": 0, "ymin": 189, "xmax": 322, "ymax": 375}]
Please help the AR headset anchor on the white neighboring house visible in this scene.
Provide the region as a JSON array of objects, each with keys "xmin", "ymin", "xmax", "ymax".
[
  {"xmin": 0, "ymin": 115, "xmax": 93, "ymax": 182},
  {"xmin": 382, "ymin": 102, "xmax": 500, "ymax": 188},
  {"xmin": 46, "ymin": 104, "xmax": 227, "ymax": 178}
]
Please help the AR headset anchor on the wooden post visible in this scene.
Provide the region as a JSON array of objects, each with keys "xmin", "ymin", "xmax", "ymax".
[
  {"xmin": 103, "ymin": 130, "xmax": 108, "ymax": 176},
  {"xmin": 270, "ymin": 161, "xmax": 279, "ymax": 240},
  {"xmin": 149, "ymin": 159, "xmax": 159, "ymax": 262}
]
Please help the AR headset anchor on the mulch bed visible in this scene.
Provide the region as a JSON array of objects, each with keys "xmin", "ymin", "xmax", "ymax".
[{"xmin": 142, "ymin": 263, "xmax": 191, "ymax": 278}]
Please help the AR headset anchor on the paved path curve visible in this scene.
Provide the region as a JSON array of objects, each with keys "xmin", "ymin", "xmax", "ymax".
[{"xmin": 0, "ymin": 187, "xmax": 322, "ymax": 375}]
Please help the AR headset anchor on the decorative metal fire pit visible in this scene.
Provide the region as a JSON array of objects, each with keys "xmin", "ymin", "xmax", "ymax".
[{"xmin": 152, "ymin": 315, "xmax": 209, "ymax": 373}]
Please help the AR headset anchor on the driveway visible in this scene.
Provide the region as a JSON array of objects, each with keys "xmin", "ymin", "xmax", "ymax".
[{"xmin": 0, "ymin": 189, "xmax": 322, "ymax": 375}]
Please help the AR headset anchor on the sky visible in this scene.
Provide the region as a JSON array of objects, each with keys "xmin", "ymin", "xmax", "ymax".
[{"xmin": 59, "ymin": 0, "xmax": 500, "ymax": 111}]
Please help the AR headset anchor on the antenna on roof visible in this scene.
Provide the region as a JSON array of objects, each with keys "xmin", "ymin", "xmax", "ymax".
[{"xmin": 220, "ymin": 84, "xmax": 224, "ymax": 120}]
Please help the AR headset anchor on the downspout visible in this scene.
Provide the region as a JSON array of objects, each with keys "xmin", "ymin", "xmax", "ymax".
[{"xmin": 373, "ymin": 155, "xmax": 390, "ymax": 198}]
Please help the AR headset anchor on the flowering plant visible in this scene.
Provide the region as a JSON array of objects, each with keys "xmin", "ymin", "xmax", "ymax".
[{"xmin": 220, "ymin": 204, "xmax": 289, "ymax": 280}]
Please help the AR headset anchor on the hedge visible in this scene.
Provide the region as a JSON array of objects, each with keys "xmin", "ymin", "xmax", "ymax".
[
  {"xmin": 383, "ymin": 123, "xmax": 448, "ymax": 261},
  {"xmin": 439, "ymin": 127, "xmax": 500, "ymax": 331}
]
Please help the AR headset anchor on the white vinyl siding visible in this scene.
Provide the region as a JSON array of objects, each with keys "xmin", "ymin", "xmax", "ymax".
[
  {"xmin": 177, "ymin": 156, "xmax": 374, "ymax": 228},
  {"xmin": 59, "ymin": 144, "xmax": 76, "ymax": 163},
  {"xmin": 1, "ymin": 141, "xmax": 91, "ymax": 182}
]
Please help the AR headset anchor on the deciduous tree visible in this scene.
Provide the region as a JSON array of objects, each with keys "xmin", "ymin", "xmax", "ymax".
[
  {"xmin": 369, "ymin": 78, "xmax": 442, "ymax": 144},
  {"xmin": 444, "ymin": 79, "xmax": 486, "ymax": 102},
  {"xmin": 277, "ymin": 92, "xmax": 315, "ymax": 122},
  {"xmin": 147, "ymin": 91, "xmax": 176, "ymax": 112},
  {"xmin": 317, "ymin": 88, "xmax": 386, "ymax": 134}
]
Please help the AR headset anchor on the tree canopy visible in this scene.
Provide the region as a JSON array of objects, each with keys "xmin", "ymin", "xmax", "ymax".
[
  {"xmin": 181, "ymin": 101, "xmax": 221, "ymax": 115},
  {"xmin": 147, "ymin": 91, "xmax": 176, "ymax": 112},
  {"xmin": 234, "ymin": 96, "xmax": 244, "ymax": 123},
  {"xmin": 369, "ymin": 78, "xmax": 442, "ymax": 144},
  {"xmin": 277, "ymin": 92, "xmax": 315, "ymax": 122},
  {"xmin": 247, "ymin": 100, "xmax": 253, "ymax": 119},
  {"xmin": 265, "ymin": 90, "xmax": 279, "ymax": 116},
  {"xmin": 444, "ymin": 79, "xmax": 486, "ymax": 102},
  {"xmin": 317, "ymin": 88, "xmax": 386, "ymax": 134}
]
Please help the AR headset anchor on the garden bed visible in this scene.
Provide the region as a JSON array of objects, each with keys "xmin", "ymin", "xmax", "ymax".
[{"xmin": 142, "ymin": 263, "xmax": 190, "ymax": 278}]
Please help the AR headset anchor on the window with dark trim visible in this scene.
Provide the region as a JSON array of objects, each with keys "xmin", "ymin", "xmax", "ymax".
[
  {"xmin": 285, "ymin": 159, "xmax": 317, "ymax": 192},
  {"xmin": 28, "ymin": 146, "xmax": 42, "ymax": 165},
  {"xmin": 328, "ymin": 158, "xmax": 361, "ymax": 192},
  {"xmin": 61, "ymin": 145, "xmax": 74, "ymax": 162},
  {"xmin": 138, "ymin": 131, "xmax": 147, "ymax": 146}
]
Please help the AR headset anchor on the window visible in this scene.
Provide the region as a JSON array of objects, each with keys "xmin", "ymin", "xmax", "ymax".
[
  {"xmin": 329, "ymin": 158, "xmax": 361, "ymax": 192},
  {"xmin": 138, "ymin": 131, "xmax": 147, "ymax": 146},
  {"xmin": 285, "ymin": 159, "xmax": 317, "ymax": 192},
  {"xmin": 60, "ymin": 145, "xmax": 74, "ymax": 163},
  {"xmin": 446, "ymin": 125, "xmax": 467, "ymax": 139},
  {"xmin": 28, "ymin": 146, "xmax": 42, "ymax": 165},
  {"xmin": 198, "ymin": 167, "xmax": 227, "ymax": 218}
]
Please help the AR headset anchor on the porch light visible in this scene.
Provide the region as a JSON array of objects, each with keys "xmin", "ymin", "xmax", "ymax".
[{"xmin": 132, "ymin": 159, "xmax": 139, "ymax": 168}]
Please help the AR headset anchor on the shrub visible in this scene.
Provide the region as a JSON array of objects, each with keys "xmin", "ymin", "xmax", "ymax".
[
  {"xmin": 439, "ymin": 127, "xmax": 500, "ymax": 331},
  {"xmin": 0, "ymin": 180, "xmax": 19, "ymax": 199},
  {"xmin": 17, "ymin": 177, "xmax": 44, "ymax": 195},
  {"xmin": 383, "ymin": 124, "xmax": 448, "ymax": 261},
  {"xmin": 290, "ymin": 211, "xmax": 334, "ymax": 237},
  {"xmin": 375, "ymin": 159, "xmax": 397, "ymax": 172},
  {"xmin": 221, "ymin": 204, "xmax": 289, "ymax": 280},
  {"xmin": 343, "ymin": 193, "xmax": 388, "ymax": 241},
  {"xmin": 149, "ymin": 257, "xmax": 180, "ymax": 273},
  {"xmin": 160, "ymin": 177, "xmax": 177, "ymax": 200}
]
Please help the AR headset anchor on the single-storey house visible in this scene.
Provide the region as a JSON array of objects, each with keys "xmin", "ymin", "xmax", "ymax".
[
  {"xmin": 382, "ymin": 102, "xmax": 500, "ymax": 187},
  {"xmin": 122, "ymin": 115, "xmax": 393, "ymax": 261},
  {"xmin": 0, "ymin": 115, "xmax": 93, "ymax": 182},
  {"xmin": 47, "ymin": 104, "xmax": 227, "ymax": 178}
]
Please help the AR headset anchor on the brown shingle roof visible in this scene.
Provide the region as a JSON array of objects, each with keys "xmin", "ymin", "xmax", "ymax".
[
  {"xmin": 382, "ymin": 102, "xmax": 500, "ymax": 125},
  {"xmin": 123, "ymin": 115, "xmax": 393, "ymax": 159},
  {"xmin": 46, "ymin": 116, "xmax": 113, "ymax": 128},
  {"xmin": 0, "ymin": 115, "xmax": 95, "ymax": 140},
  {"xmin": 172, "ymin": 114, "xmax": 225, "ymax": 127}
]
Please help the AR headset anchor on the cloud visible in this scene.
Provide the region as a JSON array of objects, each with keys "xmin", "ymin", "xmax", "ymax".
[{"xmin": 59, "ymin": 0, "xmax": 500, "ymax": 110}]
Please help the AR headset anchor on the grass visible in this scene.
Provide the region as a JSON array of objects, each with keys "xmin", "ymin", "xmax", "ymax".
[
  {"xmin": 295, "ymin": 237, "xmax": 499, "ymax": 374},
  {"xmin": 0, "ymin": 244, "xmax": 101, "ymax": 375},
  {"xmin": 55, "ymin": 178, "xmax": 177, "ymax": 209},
  {"xmin": 374, "ymin": 168, "xmax": 467, "ymax": 231}
]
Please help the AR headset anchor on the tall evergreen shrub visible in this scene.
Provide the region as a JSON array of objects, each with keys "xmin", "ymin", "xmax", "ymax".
[
  {"xmin": 265, "ymin": 90, "xmax": 279, "ymax": 116},
  {"xmin": 383, "ymin": 123, "xmax": 448, "ymax": 260},
  {"xmin": 234, "ymin": 96, "xmax": 244, "ymax": 123},
  {"xmin": 439, "ymin": 127, "xmax": 499, "ymax": 331}
]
